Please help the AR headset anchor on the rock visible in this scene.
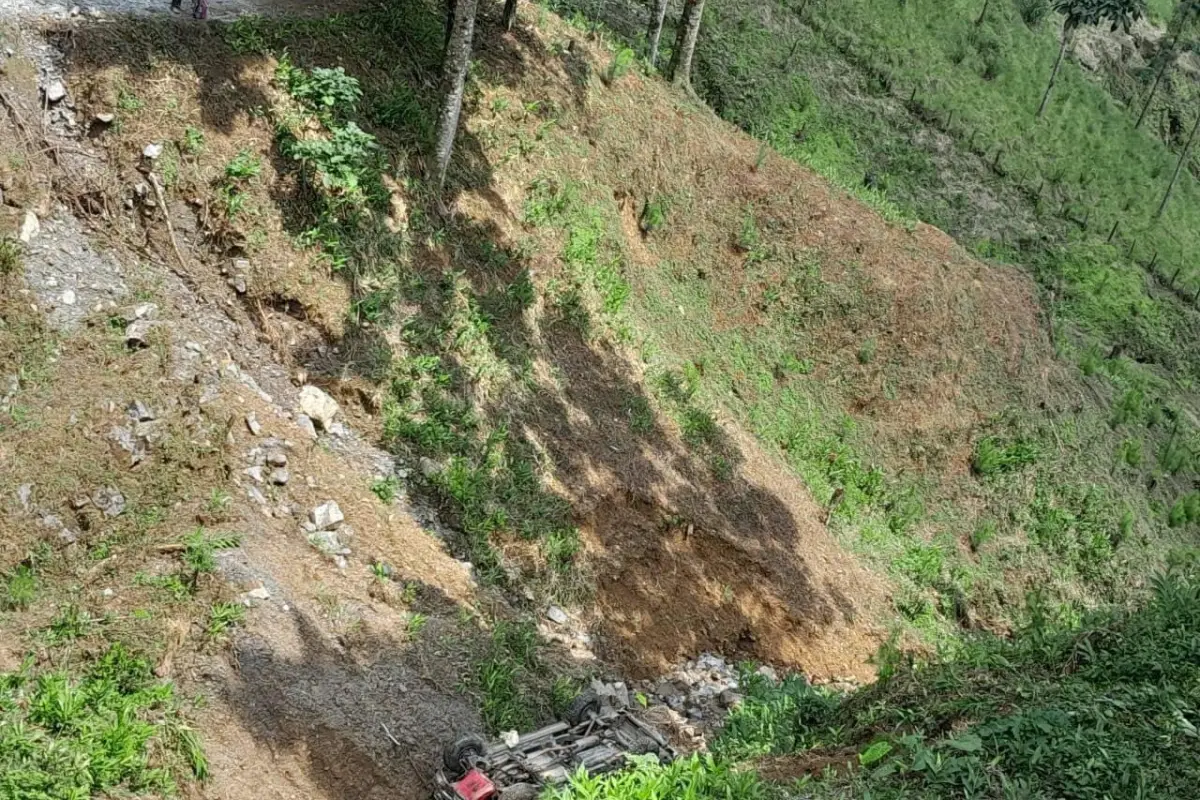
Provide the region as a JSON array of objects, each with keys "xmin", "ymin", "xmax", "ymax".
[
  {"xmin": 243, "ymin": 466, "xmax": 264, "ymax": 483},
  {"xmin": 298, "ymin": 386, "xmax": 339, "ymax": 430},
  {"xmin": 247, "ymin": 586, "xmax": 271, "ymax": 600},
  {"xmin": 127, "ymin": 400, "xmax": 154, "ymax": 421},
  {"xmin": 719, "ymin": 689, "xmax": 742, "ymax": 709},
  {"xmin": 231, "ymin": 275, "xmax": 247, "ymax": 294},
  {"xmin": 92, "ymin": 486, "xmax": 126, "ymax": 517},
  {"xmin": 17, "ymin": 483, "xmax": 33, "ymax": 510},
  {"xmin": 124, "ymin": 319, "xmax": 153, "ymax": 348},
  {"xmin": 132, "ymin": 302, "xmax": 158, "ymax": 320},
  {"xmin": 310, "ymin": 501, "xmax": 344, "ymax": 531},
  {"xmin": 247, "ymin": 486, "xmax": 267, "ymax": 505},
  {"xmin": 545, "ymin": 605, "xmax": 569, "ymax": 625},
  {"xmin": 18, "ymin": 211, "xmax": 39, "ymax": 243},
  {"xmin": 245, "ymin": 413, "xmax": 262, "ymax": 436},
  {"xmin": 419, "ymin": 456, "xmax": 443, "ymax": 478},
  {"xmin": 501, "ymin": 730, "xmax": 520, "ymax": 748},
  {"xmin": 94, "ymin": 112, "xmax": 114, "ymax": 124},
  {"xmin": 269, "ymin": 468, "xmax": 290, "ymax": 486},
  {"xmin": 60, "ymin": 289, "xmax": 76, "ymax": 306},
  {"xmin": 755, "ymin": 665, "xmax": 778, "ymax": 683},
  {"xmin": 143, "ymin": 143, "xmax": 163, "ymax": 160},
  {"xmin": 295, "ymin": 414, "xmax": 318, "ymax": 439},
  {"xmin": 266, "ymin": 451, "xmax": 288, "ymax": 467},
  {"xmin": 45, "ymin": 80, "xmax": 67, "ymax": 103}
]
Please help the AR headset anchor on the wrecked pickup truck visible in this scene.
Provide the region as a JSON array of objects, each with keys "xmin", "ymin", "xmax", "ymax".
[{"xmin": 434, "ymin": 690, "xmax": 676, "ymax": 800}]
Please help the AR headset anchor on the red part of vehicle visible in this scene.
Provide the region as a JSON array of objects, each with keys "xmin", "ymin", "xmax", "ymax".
[{"xmin": 453, "ymin": 769, "xmax": 497, "ymax": 800}]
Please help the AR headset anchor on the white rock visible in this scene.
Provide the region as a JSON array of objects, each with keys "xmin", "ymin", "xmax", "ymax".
[
  {"xmin": 295, "ymin": 414, "xmax": 318, "ymax": 439},
  {"xmin": 501, "ymin": 730, "xmax": 520, "ymax": 748},
  {"xmin": 124, "ymin": 319, "xmax": 152, "ymax": 348},
  {"xmin": 243, "ymin": 466, "xmax": 264, "ymax": 483},
  {"xmin": 298, "ymin": 386, "xmax": 339, "ymax": 430},
  {"xmin": 247, "ymin": 586, "xmax": 271, "ymax": 600},
  {"xmin": 143, "ymin": 143, "xmax": 163, "ymax": 160},
  {"xmin": 94, "ymin": 112, "xmax": 115, "ymax": 124},
  {"xmin": 45, "ymin": 80, "xmax": 67, "ymax": 103},
  {"xmin": 309, "ymin": 500, "xmax": 344, "ymax": 531},
  {"xmin": 245, "ymin": 413, "xmax": 262, "ymax": 436},
  {"xmin": 18, "ymin": 211, "xmax": 39, "ymax": 243},
  {"xmin": 247, "ymin": 486, "xmax": 267, "ymax": 505},
  {"xmin": 269, "ymin": 468, "xmax": 290, "ymax": 486},
  {"xmin": 545, "ymin": 605, "xmax": 569, "ymax": 625},
  {"xmin": 60, "ymin": 289, "xmax": 76, "ymax": 306}
]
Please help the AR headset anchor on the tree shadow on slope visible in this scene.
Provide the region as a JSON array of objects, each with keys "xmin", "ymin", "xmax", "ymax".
[{"xmin": 221, "ymin": 595, "xmax": 481, "ymax": 800}]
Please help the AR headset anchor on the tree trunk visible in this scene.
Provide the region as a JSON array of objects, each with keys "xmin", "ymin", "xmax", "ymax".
[
  {"xmin": 1156, "ymin": 110, "xmax": 1200, "ymax": 218},
  {"xmin": 1037, "ymin": 26, "xmax": 1072, "ymax": 119},
  {"xmin": 502, "ymin": 0, "xmax": 517, "ymax": 32},
  {"xmin": 667, "ymin": 0, "xmax": 705, "ymax": 89},
  {"xmin": 433, "ymin": 0, "xmax": 478, "ymax": 193},
  {"xmin": 975, "ymin": 0, "xmax": 990, "ymax": 26},
  {"xmin": 1135, "ymin": 31, "xmax": 1180, "ymax": 129},
  {"xmin": 444, "ymin": 0, "xmax": 457, "ymax": 50},
  {"xmin": 647, "ymin": 0, "xmax": 668, "ymax": 68}
]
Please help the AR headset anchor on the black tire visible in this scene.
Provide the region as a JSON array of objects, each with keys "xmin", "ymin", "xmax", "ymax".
[
  {"xmin": 442, "ymin": 734, "xmax": 487, "ymax": 778},
  {"xmin": 564, "ymin": 689, "xmax": 602, "ymax": 726}
]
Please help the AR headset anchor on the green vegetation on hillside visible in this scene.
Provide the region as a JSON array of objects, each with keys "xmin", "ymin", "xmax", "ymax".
[{"xmin": 551, "ymin": 558, "xmax": 1200, "ymax": 798}]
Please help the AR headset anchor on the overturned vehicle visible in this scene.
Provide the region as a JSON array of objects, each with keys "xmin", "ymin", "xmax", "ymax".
[{"xmin": 434, "ymin": 690, "xmax": 676, "ymax": 800}]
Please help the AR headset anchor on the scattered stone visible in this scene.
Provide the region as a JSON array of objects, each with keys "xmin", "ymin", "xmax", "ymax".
[
  {"xmin": 124, "ymin": 319, "xmax": 153, "ymax": 348},
  {"xmin": 295, "ymin": 414, "xmax": 318, "ymax": 440},
  {"xmin": 269, "ymin": 468, "xmax": 290, "ymax": 486},
  {"xmin": 18, "ymin": 211, "xmax": 39, "ymax": 243},
  {"xmin": 545, "ymin": 605, "xmax": 569, "ymax": 625},
  {"xmin": 501, "ymin": 730, "xmax": 520, "ymax": 749},
  {"xmin": 298, "ymin": 385, "xmax": 339, "ymax": 430},
  {"xmin": 247, "ymin": 586, "xmax": 271, "ymax": 600},
  {"xmin": 419, "ymin": 456, "xmax": 443, "ymax": 478},
  {"xmin": 101, "ymin": 587, "xmax": 114, "ymax": 597},
  {"xmin": 143, "ymin": 143, "xmax": 163, "ymax": 160},
  {"xmin": 719, "ymin": 689, "xmax": 742, "ymax": 709},
  {"xmin": 244, "ymin": 466, "xmax": 264, "ymax": 483},
  {"xmin": 17, "ymin": 484, "xmax": 33, "ymax": 510},
  {"xmin": 45, "ymin": 80, "xmax": 67, "ymax": 103},
  {"xmin": 755, "ymin": 665, "xmax": 778, "ymax": 683},
  {"xmin": 185, "ymin": 341, "xmax": 204, "ymax": 354},
  {"xmin": 310, "ymin": 500, "xmax": 344, "ymax": 531},
  {"xmin": 245, "ymin": 413, "xmax": 262, "ymax": 436},
  {"xmin": 94, "ymin": 112, "xmax": 115, "ymax": 124},
  {"xmin": 127, "ymin": 400, "xmax": 154, "ymax": 421},
  {"xmin": 247, "ymin": 486, "xmax": 267, "ymax": 505},
  {"xmin": 60, "ymin": 289, "xmax": 76, "ymax": 306},
  {"xmin": 92, "ymin": 486, "xmax": 126, "ymax": 517},
  {"xmin": 266, "ymin": 451, "xmax": 288, "ymax": 467},
  {"xmin": 230, "ymin": 275, "xmax": 247, "ymax": 294},
  {"xmin": 132, "ymin": 302, "xmax": 157, "ymax": 320}
]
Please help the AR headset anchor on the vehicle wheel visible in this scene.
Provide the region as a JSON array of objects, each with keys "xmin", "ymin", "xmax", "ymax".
[
  {"xmin": 565, "ymin": 689, "xmax": 602, "ymax": 726},
  {"xmin": 442, "ymin": 734, "xmax": 488, "ymax": 779}
]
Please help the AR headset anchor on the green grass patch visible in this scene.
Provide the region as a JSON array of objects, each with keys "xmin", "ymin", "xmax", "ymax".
[{"xmin": 0, "ymin": 644, "xmax": 206, "ymax": 798}]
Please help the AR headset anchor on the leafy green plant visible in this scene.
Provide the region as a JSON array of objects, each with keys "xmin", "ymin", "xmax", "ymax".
[
  {"xmin": 404, "ymin": 612, "xmax": 428, "ymax": 639},
  {"xmin": 371, "ymin": 476, "xmax": 401, "ymax": 504},
  {"xmin": 225, "ymin": 150, "xmax": 263, "ymax": 182},
  {"xmin": 278, "ymin": 60, "xmax": 363, "ymax": 119},
  {"xmin": 2, "ymin": 564, "xmax": 36, "ymax": 610},
  {"xmin": 0, "ymin": 644, "xmax": 205, "ymax": 797},
  {"xmin": 283, "ymin": 122, "xmax": 380, "ymax": 208},
  {"xmin": 605, "ymin": 46, "xmax": 637, "ymax": 84},
  {"xmin": 971, "ymin": 436, "xmax": 1039, "ymax": 476},
  {"xmin": 181, "ymin": 125, "xmax": 205, "ymax": 155},
  {"xmin": 205, "ymin": 602, "xmax": 245, "ymax": 639},
  {"xmin": 0, "ymin": 236, "xmax": 21, "ymax": 276}
]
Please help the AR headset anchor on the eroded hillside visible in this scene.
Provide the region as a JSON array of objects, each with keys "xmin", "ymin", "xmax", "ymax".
[{"xmin": 1, "ymin": 1, "xmax": 1196, "ymax": 798}]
